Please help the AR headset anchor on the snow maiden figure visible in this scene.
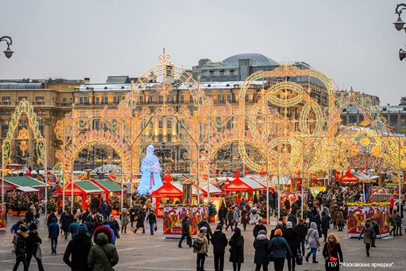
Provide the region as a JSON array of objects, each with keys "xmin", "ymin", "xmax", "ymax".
[{"xmin": 137, "ymin": 145, "xmax": 163, "ymax": 195}]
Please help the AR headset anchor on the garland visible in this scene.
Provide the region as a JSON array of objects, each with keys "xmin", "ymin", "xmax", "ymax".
[{"xmin": 346, "ymin": 201, "xmax": 390, "ymax": 207}]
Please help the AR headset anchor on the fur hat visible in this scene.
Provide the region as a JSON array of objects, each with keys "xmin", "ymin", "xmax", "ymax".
[{"xmin": 258, "ymin": 230, "xmax": 267, "ymax": 235}]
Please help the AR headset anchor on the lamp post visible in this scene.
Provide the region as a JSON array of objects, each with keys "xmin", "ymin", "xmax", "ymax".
[
  {"xmin": 0, "ymin": 36, "xmax": 13, "ymax": 59},
  {"xmin": 393, "ymin": 3, "xmax": 406, "ymax": 60}
]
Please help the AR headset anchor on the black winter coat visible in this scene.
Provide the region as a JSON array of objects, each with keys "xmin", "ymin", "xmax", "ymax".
[
  {"xmin": 182, "ymin": 219, "xmax": 190, "ymax": 235},
  {"xmin": 26, "ymin": 231, "xmax": 42, "ymax": 255},
  {"xmin": 321, "ymin": 213, "xmax": 330, "ymax": 232},
  {"xmin": 294, "ymin": 224, "xmax": 308, "ymax": 240},
  {"xmin": 253, "ymin": 224, "xmax": 267, "ymax": 238},
  {"xmin": 63, "ymin": 233, "xmax": 92, "ymax": 271},
  {"xmin": 283, "ymin": 228, "xmax": 300, "ymax": 257},
  {"xmin": 322, "ymin": 242, "xmax": 343, "ymax": 271},
  {"xmin": 211, "ymin": 230, "xmax": 228, "ymax": 254},
  {"xmin": 253, "ymin": 234, "xmax": 270, "ymax": 265},
  {"xmin": 229, "ymin": 234, "xmax": 244, "ymax": 263}
]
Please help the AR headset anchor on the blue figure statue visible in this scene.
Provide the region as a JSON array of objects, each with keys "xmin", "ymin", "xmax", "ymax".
[{"xmin": 136, "ymin": 145, "xmax": 163, "ymax": 195}]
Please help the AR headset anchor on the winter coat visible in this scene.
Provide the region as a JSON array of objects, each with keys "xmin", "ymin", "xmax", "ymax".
[
  {"xmin": 146, "ymin": 213, "xmax": 156, "ymax": 224},
  {"xmin": 233, "ymin": 209, "xmax": 240, "ymax": 223},
  {"xmin": 218, "ymin": 206, "xmax": 227, "ymax": 220},
  {"xmin": 227, "ymin": 209, "xmax": 235, "ymax": 222},
  {"xmin": 322, "ymin": 242, "xmax": 343, "ymax": 271},
  {"xmin": 241, "ymin": 210, "xmax": 249, "ymax": 224},
  {"xmin": 249, "ymin": 212, "xmax": 259, "ymax": 224},
  {"xmin": 321, "ymin": 213, "xmax": 330, "ymax": 232},
  {"xmin": 26, "ymin": 231, "xmax": 42, "ymax": 255},
  {"xmin": 335, "ymin": 211, "xmax": 345, "ymax": 226},
  {"xmin": 211, "ymin": 230, "xmax": 228, "ymax": 254},
  {"xmin": 182, "ymin": 219, "xmax": 190, "ymax": 235},
  {"xmin": 268, "ymin": 236, "xmax": 292, "ymax": 259},
  {"xmin": 294, "ymin": 224, "xmax": 308, "ymax": 240},
  {"xmin": 193, "ymin": 232, "xmax": 209, "ymax": 254},
  {"xmin": 88, "ymin": 232, "xmax": 119, "ymax": 271},
  {"xmin": 64, "ymin": 233, "xmax": 92, "ymax": 271},
  {"xmin": 306, "ymin": 222, "xmax": 321, "ymax": 249},
  {"xmin": 48, "ymin": 222, "xmax": 60, "ymax": 239},
  {"xmin": 61, "ymin": 213, "xmax": 73, "ymax": 232},
  {"xmin": 253, "ymin": 234, "xmax": 270, "ymax": 265},
  {"xmin": 120, "ymin": 210, "xmax": 130, "ymax": 226},
  {"xmin": 136, "ymin": 212, "xmax": 145, "ymax": 228},
  {"xmin": 253, "ymin": 224, "xmax": 267, "ymax": 238},
  {"xmin": 229, "ymin": 234, "xmax": 244, "ymax": 263},
  {"xmin": 359, "ymin": 225, "xmax": 373, "ymax": 244},
  {"xmin": 284, "ymin": 228, "xmax": 300, "ymax": 257},
  {"xmin": 47, "ymin": 213, "xmax": 57, "ymax": 226},
  {"xmin": 287, "ymin": 213, "xmax": 297, "ymax": 227},
  {"xmin": 109, "ymin": 220, "xmax": 120, "ymax": 237},
  {"xmin": 15, "ymin": 230, "xmax": 29, "ymax": 258}
]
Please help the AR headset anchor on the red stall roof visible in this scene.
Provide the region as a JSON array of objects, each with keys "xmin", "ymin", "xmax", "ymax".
[
  {"xmin": 223, "ymin": 172, "xmax": 266, "ymax": 192},
  {"xmin": 338, "ymin": 171, "xmax": 359, "ymax": 183},
  {"xmin": 54, "ymin": 180, "xmax": 104, "ymax": 196},
  {"xmin": 151, "ymin": 182, "xmax": 183, "ymax": 197}
]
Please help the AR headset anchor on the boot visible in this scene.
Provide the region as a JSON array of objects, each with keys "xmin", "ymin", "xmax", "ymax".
[
  {"xmin": 312, "ymin": 256, "xmax": 318, "ymax": 263},
  {"xmin": 366, "ymin": 249, "xmax": 370, "ymax": 257},
  {"xmin": 305, "ymin": 253, "xmax": 311, "ymax": 262}
]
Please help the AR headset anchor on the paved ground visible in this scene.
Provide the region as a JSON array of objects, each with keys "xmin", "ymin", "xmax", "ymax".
[{"xmin": 0, "ymin": 215, "xmax": 405, "ymax": 271}]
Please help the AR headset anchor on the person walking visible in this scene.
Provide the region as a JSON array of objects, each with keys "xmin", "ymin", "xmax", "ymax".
[
  {"xmin": 229, "ymin": 227, "xmax": 244, "ymax": 271},
  {"xmin": 226, "ymin": 208, "xmax": 235, "ymax": 231},
  {"xmin": 146, "ymin": 210, "xmax": 157, "ymax": 235},
  {"xmin": 178, "ymin": 216, "xmax": 192, "ymax": 248},
  {"xmin": 371, "ymin": 219, "xmax": 379, "ymax": 247},
  {"xmin": 268, "ymin": 228, "xmax": 292, "ymax": 271},
  {"xmin": 305, "ymin": 222, "xmax": 321, "ymax": 263},
  {"xmin": 26, "ymin": 223, "xmax": 44, "ymax": 271},
  {"xmin": 63, "ymin": 224, "xmax": 92, "ymax": 271},
  {"xmin": 335, "ymin": 208, "xmax": 345, "ymax": 232},
  {"xmin": 218, "ymin": 204, "xmax": 227, "ymax": 226},
  {"xmin": 321, "ymin": 211, "xmax": 330, "ymax": 242},
  {"xmin": 249, "ymin": 208, "xmax": 259, "ymax": 225},
  {"xmin": 88, "ymin": 229, "xmax": 119, "ymax": 271},
  {"xmin": 359, "ymin": 220, "xmax": 373, "ymax": 257},
  {"xmin": 253, "ymin": 218, "xmax": 267, "ymax": 238},
  {"xmin": 211, "ymin": 224, "xmax": 228, "ymax": 271},
  {"xmin": 198, "ymin": 218, "xmax": 213, "ymax": 243},
  {"xmin": 193, "ymin": 227, "xmax": 209, "ymax": 271},
  {"xmin": 61, "ymin": 211, "xmax": 73, "ymax": 240},
  {"xmin": 13, "ymin": 224, "xmax": 29, "ymax": 271},
  {"xmin": 294, "ymin": 219, "xmax": 307, "ymax": 256},
  {"xmin": 322, "ymin": 233, "xmax": 343, "ymax": 271},
  {"xmin": 120, "ymin": 208, "xmax": 130, "ymax": 234},
  {"xmin": 109, "ymin": 216, "xmax": 120, "ymax": 239},
  {"xmin": 69, "ymin": 218, "xmax": 80, "ymax": 240},
  {"xmin": 241, "ymin": 206, "xmax": 249, "ymax": 231},
  {"xmin": 287, "ymin": 211, "xmax": 297, "ymax": 228},
  {"xmin": 284, "ymin": 221, "xmax": 300, "ymax": 271},
  {"xmin": 134, "ymin": 209, "xmax": 145, "ymax": 234},
  {"xmin": 233, "ymin": 206, "xmax": 240, "ymax": 229},
  {"xmin": 48, "ymin": 218, "xmax": 60, "ymax": 254},
  {"xmin": 47, "ymin": 211, "xmax": 58, "ymax": 238},
  {"xmin": 389, "ymin": 213, "xmax": 397, "ymax": 236},
  {"xmin": 395, "ymin": 212, "xmax": 403, "ymax": 236},
  {"xmin": 129, "ymin": 206, "xmax": 137, "ymax": 228},
  {"xmin": 254, "ymin": 230, "xmax": 270, "ymax": 271}
]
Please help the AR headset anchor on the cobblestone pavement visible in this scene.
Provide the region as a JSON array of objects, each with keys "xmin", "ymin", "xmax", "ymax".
[{"xmin": 0, "ymin": 215, "xmax": 405, "ymax": 271}]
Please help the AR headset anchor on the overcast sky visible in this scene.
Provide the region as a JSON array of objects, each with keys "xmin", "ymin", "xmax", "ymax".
[{"xmin": 0, "ymin": 0, "xmax": 405, "ymax": 105}]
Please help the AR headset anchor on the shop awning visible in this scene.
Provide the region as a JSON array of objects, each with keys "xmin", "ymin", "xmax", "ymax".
[
  {"xmin": 3, "ymin": 176, "xmax": 45, "ymax": 188},
  {"xmin": 151, "ymin": 182, "xmax": 183, "ymax": 198},
  {"xmin": 223, "ymin": 175, "xmax": 266, "ymax": 192},
  {"xmin": 92, "ymin": 179, "xmax": 121, "ymax": 192},
  {"xmin": 17, "ymin": 186, "xmax": 39, "ymax": 192},
  {"xmin": 54, "ymin": 180, "xmax": 103, "ymax": 196}
]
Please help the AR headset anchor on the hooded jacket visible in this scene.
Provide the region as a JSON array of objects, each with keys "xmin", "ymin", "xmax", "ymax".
[
  {"xmin": 88, "ymin": 232, "xmax": 119, "ymax": 271},
  {"xmin": 294, "ymin": 223, "xmax": 308, "ymax": 240},
  {"xmin": 268, "ymin": 235, "xmax": 292, "ymax": 259},
  {"xmin": 211, "ymin": 229, "xmax": 228, "ymax": 254},
  {"xmin": 306, "ymin": 222, "xmax": 321, "ymax": 248},
  {"xmin": 283, "ymin": 228, "xmax": 300, "ymax": 256},
  {"xmin": 48, "ymin": 219, "xmax": 60, "ymax": 239},
  {"xmin": 254, "ymin": 233, "xmax": 270, "ymax": 265},
  {"xmin": 15, "ymin": 229, "xmax": 29, "ymax": 258},
  {"xmin": 229, "ymin": 232, "xmax": 244, "ymax": 263},
  {"xmin": 64, "ymin": 233, "xmax": 92, "ymax": 271}
]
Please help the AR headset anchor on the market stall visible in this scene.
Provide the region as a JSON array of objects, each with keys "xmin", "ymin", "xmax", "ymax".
[
  {"xmin": 91, "ymin": 179, "xmax": 122, "ymax": 204},
  {"xmin": 54, "ymin": 180, "xmax": 103, "ymax": 210},
  {"xmin": 222, "ymin": 172, "xmax": 266, "ymax": 201},
  {"xmin": 151, "ymin": 175, "xmax": 183, "ymax": 217},
  {"xmin": 347, "ymin": 202, "xmax": 390, "ymax": 238},
  {"xmin": 163, "ymin": 204, "xmax": 208, "ymax": 238}
]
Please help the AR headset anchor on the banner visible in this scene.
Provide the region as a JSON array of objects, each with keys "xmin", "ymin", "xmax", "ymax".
[
  {"xmin": 347, "ymin": 203, "xmax": 390, "ymax": 238},
  {"xmin": 0, "ymin": 204, "xmax": 6, "ymax": 231},
  {"xmin": 163, "ymin": 205, "xmax": 208, "ymax": 238}
]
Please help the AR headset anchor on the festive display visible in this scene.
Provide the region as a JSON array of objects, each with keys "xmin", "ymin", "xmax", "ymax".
[
  {"xmin": 0, "ymin": 204, "xmax": 6, "ymax": 231},
  {"xmin": 137, "ymin": 145, "xmax": 163, "ymax": 195},
  {"xmin": 347, "ymin": 202, "xmax": 390, "ymax": 238},
  {"xmin": 162, "ymin": 205, "xmax": 208, "ymax": 238}
]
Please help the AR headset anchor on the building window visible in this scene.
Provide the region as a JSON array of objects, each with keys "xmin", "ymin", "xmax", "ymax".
[
  {"xmin": 38, "ymin": 119, "xmax": 44, "ymax": 134},
  {"xmin": 1, "ymin": 120, "xmax": 9, "ymax": 136},
  {"xmin": 139, "ymin": 96, "xmax": 144, "ymax": 104},
  {"xmin": 149, "ymin": 96, "xmax": 154, "ymax": 103},
  {"xmin": 180, "ymin": 95, "xmax": 185, "ymax": 103},
  {"xmin": 167, "ymin": 120, "xmax": 172, "ymax": 128},
  {"xmin": 159, "ymin": 134, "xmax": 163, "ymax": 142},
  {"xmin": 35, "ymin": 96, "xmax": 44, "ymax": 101},
  {"xmin": 159, "ymin": 120, "xmax": 164, "ymax": 128},
  {"xmin": 79, "ymin": 97, "xmax": 84, "ymax": 104},
  {"xmin": 113, "ymin": 96, "xmax": 118, "ymax": 104},
  {"xmin": 18, "ymin": 96, "xmax": 27, "ymax": 101},
  {"xmin": 2, "ymin": 96, "xmax": 11, "ymax": 102},
  {"xmin": 167, "ymin": 134, "xmax": 172, "ymax": 142},
  {"xmin": 159, "ymin": 95, "xmax": 164, "ymax": 104},
  {"xmin": 104, "ymin": 97, "xmax": 109, "ymax": 104},
  {"xmin": 217, "ymin": 94, "xmax": 222, "ymax": 103},
  {"xmin": 151, "ymin": 107, "xmax": 155, "ymax": 113},
  {"xmin": 95, "ymin": 97, "xmax": 100, "ymax": 104},
  {"xmin": 63, "ymin": 98, "xmax": 67, "ymax": 103},
  {"xmin": 227, "ymin": 94, "xmax": 232, "ymax": 103},
  {"xmin": 245, "ymin": 94, "xmax": 249, "ymax": 102},
  {"xmin": 189, "ymin": 95, "xmax": 193, "ymax": 103}
]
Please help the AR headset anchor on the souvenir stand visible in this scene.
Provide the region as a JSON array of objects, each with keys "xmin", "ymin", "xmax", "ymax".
[
  {"xmin": 222, "ymin": 172, "xmax": 266, "ymax": 201},
  {"xmin": 91, "ymin": 179, "xmax": 122, "ymax": 204},
  {"xmin": 151, "ymin": 173, "xmax": 183, "ymax": 217},
  {"xmin": 54, "ymin": 180, "xmax": 104, "ymax": 210}
]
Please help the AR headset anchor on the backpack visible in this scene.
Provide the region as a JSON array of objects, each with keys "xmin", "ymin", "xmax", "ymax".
[{"xmin": 192, "ymin": 240, "xmax": 203, "ymax": 251}]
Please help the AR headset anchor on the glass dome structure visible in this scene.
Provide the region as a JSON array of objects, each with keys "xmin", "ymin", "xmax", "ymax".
[{"xmin": 223, "ymin": 53, "xmax": 279, "ymax": 66}]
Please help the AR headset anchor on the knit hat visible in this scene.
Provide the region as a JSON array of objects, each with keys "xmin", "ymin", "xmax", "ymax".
[
  {"xmin": 275, "ymin": 229, "xmax": 282, "ymax": 236},
  {"xmin": 258, "ymin": 230, "xmax": 267, "ymax": 235},
  {"xmin": 77, "ymin": 224, "xmax": 88, "ymax": 235},
  {"xmin": 258, "ymin": 218, "xmax": 263, "ymax": 223},
  {"xmin": 286, "ymin": 221, "xmax": 293, "ymax": 229},
  {"xmin": 216, "ymin": 224, "xmax": 223, "ymax": 230}
]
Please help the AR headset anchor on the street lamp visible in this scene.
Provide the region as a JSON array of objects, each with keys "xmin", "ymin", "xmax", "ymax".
[
  {"xmin": 394, "ymin": 4, "xmax": 406, "ymax": 60},
  {"xmin": 0, "ymin": 36, "xmax": 14, "ymax": 59}
]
